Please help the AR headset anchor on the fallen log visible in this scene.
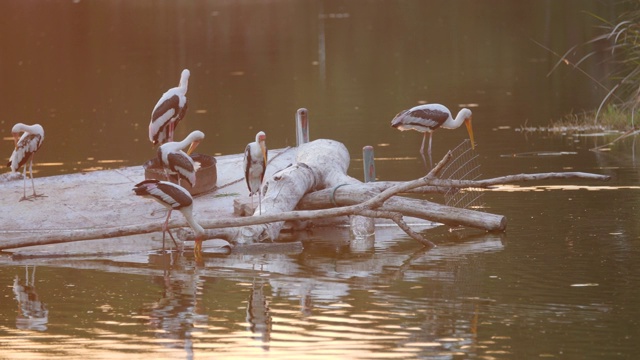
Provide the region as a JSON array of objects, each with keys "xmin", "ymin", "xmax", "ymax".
[
  {"xmin": 296, "ymin": 186, "xmax": 506, "ymax": 231},
  {"xmin": 210, "ymin": 139, "xmax": 374, "ymax": 243},
  {"xmin": 0, "ymin": 139, "xmax": 611, "ymax": 250}
]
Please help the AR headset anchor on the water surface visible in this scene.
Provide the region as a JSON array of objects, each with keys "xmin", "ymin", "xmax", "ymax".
[{"xmin": 2, "ymin": 1, "xmax": 639, "ymax": 359}]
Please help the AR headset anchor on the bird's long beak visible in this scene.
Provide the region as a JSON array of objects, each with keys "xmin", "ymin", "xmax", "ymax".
[
  {"xmin": 186, "ymin": 141, "xmax": 200, "ymax": 156},
  {"xmin": 12, "ymin": 133, "xmax": 20, "ymax": 149},
  {"xmin": 465, "ymin": 117, "xmax": 475, "ymax": 150},
  {"xmin": 261, "ymin": 144, "xmax": 267, "ymax": 165},
  {"xmin": 194, "ymin": 236, "xmax": 203, "ymax": 253}
]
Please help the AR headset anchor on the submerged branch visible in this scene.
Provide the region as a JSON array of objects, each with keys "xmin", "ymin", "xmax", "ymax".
[{"xmin": 0, "ymin": 170, "xmax": 608, "ymax": 250}]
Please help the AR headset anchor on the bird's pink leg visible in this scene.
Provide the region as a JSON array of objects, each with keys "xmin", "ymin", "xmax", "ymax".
[
  {"xmin": 161, "ymin": 209, "xmax": 179, "ymax": 251},
  {"xmin": 29, "ymin": 157, "xmax": 46, "ymax": 199},
  {"xmin": 428, "ymin": 133, "xmax": 435, "ymax": 169},
  {"xmin": 19, "ymin": 164, "xmax": 28, "ymax": 201},
  {"xmin": 419, "ymin": 133, "xmax": 430, "ymax": 170},
  {"xmin": 169, "ymin": 121, "xmax": 175, "ymax": 142}
]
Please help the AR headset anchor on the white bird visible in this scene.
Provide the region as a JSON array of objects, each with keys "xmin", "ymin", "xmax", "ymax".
[
  {"xmin": 7, "ymin": 123, "xmax": 45, "ymax": 201},
  {"xmin": 243, "ymin": 131, "xmax": 267, "ymax": 215},
  {"xmin": 391, "ymin": 103, "xmax": 475, "ymax": 168},
  {"xmin": 157, "ymin": 130, "xmax": 204, "ymax": 188},
  {"xmin": 149, "ymin": 69, "xmax": 190, "ymax": 146},
  {"xmin": 133, "ymin": 179, "xmax": 205, "ymax": 254}
]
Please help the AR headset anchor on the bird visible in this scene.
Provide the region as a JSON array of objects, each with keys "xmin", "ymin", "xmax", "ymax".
[
  {"xmin": 391, "ymin": 103, "xmax": 475, "ymax": 168},
  {"xmin": 133, "ymin": 179, "xmax": 205, "ymax": 255},
  {"xmin": 157, "ymin": 130, "xmax": 205, "ymax": 188},
  {"xmin": 243, "ymin": 131, "xmax": 268, "ymax": 215},
  {"xmin": 149, "ymin": 69, "xmax": 190, "ymax": 146},
  {"xmin": 7, "ymin": 123, "xmax": 45, "ymax": 201}
]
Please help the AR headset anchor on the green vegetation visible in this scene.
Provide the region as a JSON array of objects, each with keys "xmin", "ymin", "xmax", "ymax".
[
  {"xmin": 553, "ymin": 2, "xmax": 640, "ymax": 130},
  {"xmin": 555, "ymin": 105, "xmax": 634, "ymax": 131}
]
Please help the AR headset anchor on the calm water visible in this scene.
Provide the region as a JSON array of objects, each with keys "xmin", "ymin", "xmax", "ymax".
[{"xmin": 2, "ymin": 0, "xmax": 640, "ymax": 359}]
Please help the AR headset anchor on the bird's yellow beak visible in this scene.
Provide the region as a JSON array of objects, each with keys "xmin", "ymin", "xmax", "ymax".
[
  {"xmin": 194, "ymin": 236, "xmax": 203, "ymax": 254},
  {"xmin": 186, "ymin": 141, "xmax": 200, "ymax": 156},
  {"xmin": 465, "ymin": 117, "xmax": 475, "ymax": 150}
]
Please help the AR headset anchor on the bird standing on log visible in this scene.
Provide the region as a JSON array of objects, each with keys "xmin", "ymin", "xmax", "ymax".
[
  {"xmin": 133, "ymin": 179, "xmax": 205, "ymax": 255},
  {"xmin": 243, "ymin": 131, "xmax": 268, "ymax": 215},
  {"xmin": 7, "ymin": 123, "xmax": 45, "ymax": 201},
  {"xmin": 391, "ymin": 103, "xmax": 474, "ymax": 168},
  {"xmin": 157, "ymin": 130, "xmax": 205, "ymax": 188},
  {"xmin": 149, "ymin": 69, "xmax": 190, "ymax": 145}
]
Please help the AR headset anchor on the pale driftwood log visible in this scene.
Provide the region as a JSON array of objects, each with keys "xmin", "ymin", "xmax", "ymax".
[
  {"xmin": 0, "ymin": 137, "xmax": 611, "ymax": 250},
  {"xmin": 362, "ymin": 171, "xmax": 611, "ymax": 194},
  {"xmin": 296, "ymin": 186, "xmax": 506, "ymax": 231},
  {"xmin": 223, "ymin": 139, "xmax": 372, "ymax": 244}
]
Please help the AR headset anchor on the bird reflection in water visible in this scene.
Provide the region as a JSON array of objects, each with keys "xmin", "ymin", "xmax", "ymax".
[
  {"xmin": 246, "ymin": 278, "xmax": 272, "ymax": 348},
  {"xmin": 140, "ymin": 262, "xmax": 207, "ymax": 357},
  {"xmin": 12, "ymin": 265, "xmax": 48, "ymax": 331}
]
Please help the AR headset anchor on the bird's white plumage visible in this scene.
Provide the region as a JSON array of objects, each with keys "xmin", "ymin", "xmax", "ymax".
[
  {"xmin": 134, "ymin": 179, "xmax": 192, "ymax": 209},
  {"xmin": 8, "ymin": 123, "xmax": 44, "ymax": 172},
  {"xmin": 7, "ymin": 123, "xmax": 45, "ymax": 201},
  {"xmin": 158, "ymin": 130, "xmax": 204, "ymax": 187},
  {"xmin": 244, "ymin": 131, "xmax": 267, "ymax": 196},
  {"xmin": 149, "ymin": 69, "xmax": 190, "ymax": 145},
  {"xmin": 391, "ymin": 103, "xmax": 474, "ymax": 169},
  {"xmin": 133, "ymin": 179, "xmax": 205, "ymax": 252},
  {"xmin": 243, "ymin": 131, "xmax": 267, "ymax": 214}
]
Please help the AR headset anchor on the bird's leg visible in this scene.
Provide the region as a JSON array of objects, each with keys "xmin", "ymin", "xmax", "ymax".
[
  {"xmin": 161, "ymin": 209, "xmax": 179, "ymax": 252},
  {"xmin": 258, "ymin": 189, "xmax": 262, "ymax": 215},
  {"xmin": 19, "ymin": 163, "xmax": 28, "ymax": 201},
  {"xmin": 28, "ymin": 157, "xmax": 46, "ymax": 199},
  {"xmin": 427, "ymin": 132, "xmax": 434, "ymax": 169},
  {"xmin": 169, "ymin": 122, "xmax": 175, "ymax": 142},
  {"xmin": 419, "ymin": 133, "xmax": 429, "ymax": 171}
]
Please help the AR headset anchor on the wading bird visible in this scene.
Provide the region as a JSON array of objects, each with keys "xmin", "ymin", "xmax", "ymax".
[
  {"xmin": 157, "ymin": 130, "xmax": 205, "ymax": 188},
  {"xmin": 149, "ymin": 69, "xmax": 190, "ymax": 145},
  {"xmin": 243, "ymin": 131, "xmax": 267, "ymax": 215},
  {"xmin": 391, "ymin": 103, "xmax": 474, "ymax": 168},
  {"xmin": 133, "ymin": 179, "xmax": 205, "ymax": 254},
  {"xmin": 7, "ymin": 123, "xmax": 45, "ymax": 201}
]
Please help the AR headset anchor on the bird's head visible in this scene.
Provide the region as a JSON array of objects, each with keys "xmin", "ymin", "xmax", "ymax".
[
  {"xmin": 180, "ymin": 69, "xmax": 190, "ymax": 89},
  {"xmin": 11, "ymin": 132, "xmax": 20, "ymax": 149},
  {"xmin": 257, "ymin": 131, "xmax": 267, "ymax": 160},
  {"xmin": 11, "ymin": 123, "xmax": 23, "ymax": 148},
  {"xmin": 186, "ymin": 130, "xmax": 205, "ymax": 155}
]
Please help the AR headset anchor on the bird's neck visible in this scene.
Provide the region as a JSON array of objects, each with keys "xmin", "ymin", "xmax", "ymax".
[
  {"xmin": 442, "ymin": 110, "xmax": 467, "ymax": 129},
  {"xmin": 183, "ymin": 208, "xmax": 205, "ymax": 237},
  {"xmin": 176, "ymin": 136, "xmax": 194, "ymax": 151}
]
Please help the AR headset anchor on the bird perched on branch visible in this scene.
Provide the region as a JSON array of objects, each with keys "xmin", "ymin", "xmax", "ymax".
[
  {"xmin": 391, "ymin": 103, "xmax": 474, "ymax": 168},
  {"xmin": 7, "ymin": 123, "xmax": 45, "ymax": 201},
  {"xmin": 133, "ymin": 179, "xmax": 205, "ymax": 255},
  {"xmin": 149, "ymin": 69, "xmax": 190, "ymax": 145},
  {"xmin": 157, "ymin": 130, "xmax": 205, "ymax": 188},
  {"xmin": 243, "ymin": 131, "xmax": 268, "ymax": 215}
]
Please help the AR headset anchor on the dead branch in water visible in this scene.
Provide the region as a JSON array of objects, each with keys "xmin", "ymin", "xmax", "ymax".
[
  {"xmin": 589, "ymin": 128, "xmax": 640, "ymax": 152},
  {"xmin": 0, "ymin": 141, "xmax": 611, "ymax": 251}
]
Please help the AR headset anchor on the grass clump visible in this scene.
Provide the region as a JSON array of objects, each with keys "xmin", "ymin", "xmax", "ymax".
[{"xmin": 550, "ymin": 1, "xmax": 640, "ymax": 130}]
